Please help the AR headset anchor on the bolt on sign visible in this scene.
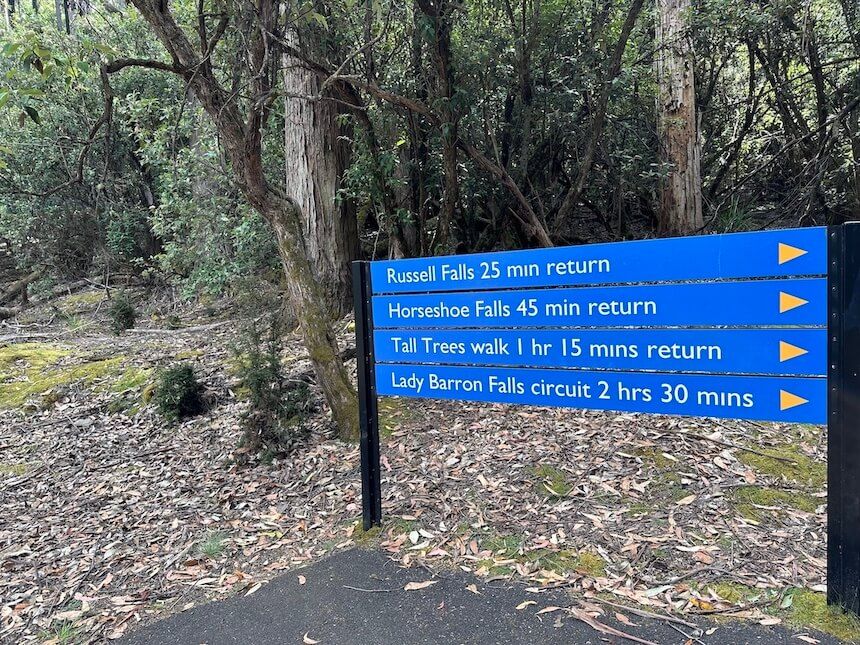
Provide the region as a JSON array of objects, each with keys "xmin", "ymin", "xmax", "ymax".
[{"xmin": 352, "ymin": 224, "xmax": 860, "ymax": 615}]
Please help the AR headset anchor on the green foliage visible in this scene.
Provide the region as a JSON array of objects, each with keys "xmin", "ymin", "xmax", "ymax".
[
  {"xmin": 153, "ymin": 364, "xmax": 203, "ymax": 421},
  {"xmin": 107, "ymin": 292, "xmax": 136, "ymax": 335},
  {"xmin": 197, "ymin": 530, "xmax": 229, "ymax": 559},
  {"xmin": 233, "ymin": 312, "xmax": 313, "ymax": 456}
]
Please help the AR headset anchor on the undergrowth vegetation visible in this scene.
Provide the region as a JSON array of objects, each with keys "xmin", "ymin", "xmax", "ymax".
[
  {"xmin": 153, "ymin": 364, "xmax": 203, "ymax": 421},
  {"xmin": 232, "ymin": 313, "xmax": 313, "ymax": 458}
]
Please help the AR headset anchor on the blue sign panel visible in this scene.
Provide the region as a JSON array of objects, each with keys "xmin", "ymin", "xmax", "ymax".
[
  {"xmin": 375, "ymin": 364, "xmax": 827, "ymax": 424},
  {"xmin": 372, "ymin": 278, "xmax": 827, "ymax": 329},
  {"xmin": 373, "ymin": 328, "xmax": 828, "ymax": 376},
  {"xmin": 371, "ymin": 227, "xmax": 827, "ymax": 294}
]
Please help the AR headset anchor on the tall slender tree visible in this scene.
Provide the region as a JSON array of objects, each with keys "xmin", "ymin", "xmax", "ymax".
[{"xmin": 655, "ymin": 0, "xmax": 703, "ymax": 235}]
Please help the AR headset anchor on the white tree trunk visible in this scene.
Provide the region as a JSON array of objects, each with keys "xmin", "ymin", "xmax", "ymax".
[
  {"xmin": 655, "ymin": 0, "xmax": 703, "ymax": 235},
  {"xmin": 282, "ymin": 29, "xmax": 357, "ymax": 318}
]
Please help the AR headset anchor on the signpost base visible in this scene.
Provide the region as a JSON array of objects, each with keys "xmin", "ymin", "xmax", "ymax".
[{"xmin": 353, "ymin": 261, "xmax": 382, "ymax": 531}]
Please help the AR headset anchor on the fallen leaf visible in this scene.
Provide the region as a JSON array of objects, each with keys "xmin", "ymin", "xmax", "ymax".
[
  {"xmin": 615, "ymin": 611, "xmax": 633, "ymax": 625},
  {"xmin": 677, "ymin": 494, "xmax": 696, "ymax": 506},
  {"xmin": 759, "ymin": 617, "xmax": 781, "ymax": 626},
  {"xmin": 298, "ymin": 575, "xmax": 306, "ymax": 585},
  {"xmin": 516, "ymin": 600, "xmax": 537, "ymax": 610},
  {"xmin": 303, "ymin": 632, "xmax": 320, "ymax": 644},
  {"xmin": 465, "ymin": 584, "xmax": 480, "ymax": 595},
  {"xmin": 795, "ymin": 635, "xmax": 820, "ymax": 644},
  {"xmin": 693, "ymin": 550, "xmax": 714, "ymax": 564},
  {"xmin": 536, "ymin": 606, "xmax": 561, "ymax": 615},
  {"xmin": 404, "ymin": 580, "xmax": 437, "ymax": 591}
]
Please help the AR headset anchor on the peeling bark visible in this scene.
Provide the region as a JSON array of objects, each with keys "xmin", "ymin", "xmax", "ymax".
[{"xmin": 655, "ymin": 0, "xmax": 703, "ymax": 235}]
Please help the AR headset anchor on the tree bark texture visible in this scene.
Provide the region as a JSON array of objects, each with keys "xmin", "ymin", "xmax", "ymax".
[
  {"xmin": 655, "ymin": 0, "xmax": 703, "ymax": 235},
  {"xmin": 283, "ymin": 29, "xmax": 358, "ymax": 319},
  {"xmin": 120, "ymin": 0, "xmax": 359, "ymax": 440}
]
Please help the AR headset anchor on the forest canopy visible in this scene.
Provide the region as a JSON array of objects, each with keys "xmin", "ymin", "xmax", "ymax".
[{"xmin": 0, "ymin": 0, "xmax": 857, "ymax": 436}]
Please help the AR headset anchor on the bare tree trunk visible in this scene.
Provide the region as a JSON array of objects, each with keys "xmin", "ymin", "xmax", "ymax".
[
  {"xmin": 655, "ymin": 0, "xmax": 703, "ymax": 235},
  {"xmin": 282, "ymin": 29, "xmax": 357, "ymax": 319},
  {"xmin": 266, "ymin": 199, "xmax": 357, "ymax": 438},
  {"xmin": 417, "ymin": 0, "xmax": 459, "ymax": 251}
]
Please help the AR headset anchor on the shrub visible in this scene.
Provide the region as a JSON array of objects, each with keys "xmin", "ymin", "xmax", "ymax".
[
  {"xmin": 154, "ymin": 363, "xmax": 203, "ymax": 421},
  {"xmin": 108, "ymin": 292, "xmax": 137, "ymax": 334},
  {"xmin": 233, "ymin": 313, "xmax": 313, "ymax": 456}
]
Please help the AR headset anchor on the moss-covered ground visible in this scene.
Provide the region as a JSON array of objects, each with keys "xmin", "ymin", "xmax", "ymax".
[
  {"xmin": 0, "ymin": 342, "xmax": 149, "ymax": 410},
  {"xmin": 708, "ymin": 582, "xmax": 860, "ymax": 642}
]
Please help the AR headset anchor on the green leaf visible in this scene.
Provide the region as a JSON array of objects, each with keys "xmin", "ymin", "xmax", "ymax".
[
  {"xmin": 0, "ymin": 90, "xmax": 9, "ymax": 110},
  {"xmin": 311, "ymin": 12, "xmax": 328, "ymax": 29},
  {"xmin": 23, "ymin": 105, "xmax": 40, "ymax": 125}
]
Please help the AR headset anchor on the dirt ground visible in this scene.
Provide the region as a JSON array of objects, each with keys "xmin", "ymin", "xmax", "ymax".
[{"xmin": 0, "ymin": 289, "xmax": 854, "ymax": 643}]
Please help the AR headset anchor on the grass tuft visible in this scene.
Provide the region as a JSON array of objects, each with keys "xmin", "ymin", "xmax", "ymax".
[{"xmin": 197, "ymin": 531, "xmax": 228, "ymax": 559}]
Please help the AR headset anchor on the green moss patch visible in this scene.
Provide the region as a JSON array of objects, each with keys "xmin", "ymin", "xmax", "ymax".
[
  {"xmin": 533, "ymin": 464, "xmax": 573, "ymax": 498},
  {"xmin": 0, "ymin": 462, "xmax": 29, "ymax": 476},
  {"xmin": 57, "ymin": 291, "xmax": 106, "ymax": 314},
  {"xmin": 109, "ymin": 367, "xmax": 152, "ymax": 393},
  {"xmin": 352, "ymin": 523, "xmax": 382, "ymax": 547},
  {"xmin": 378, "ymin": 398, "xmax": 417, "ymax": 438},
  {"xmin": 634, "ymin": 447, "xmax": 679, "ymax": 470},
  {"xmin": 481, "ymin": 533, "xmax": 604, "ymax": 577},
  {"xmin": 707, "ymin": 584, "xmax": 860, "ymax": 642},
  {"xmin": 729, "ymin": 486, "xmax": 818, "ymax": 521},
  {"xmin": 571, "ymin": 550, "xmax": 606, "ymax": 577},
  {"xmin": 0, "ymin": 343, "xmax": 127, "ymax": 409},
  {"xmin": 787, "ymin": 589, "xmax": 860, "ymax": 642},
  {"xmin": 738, "ymin": 443, "xmax": 825, "ymax": 487}
]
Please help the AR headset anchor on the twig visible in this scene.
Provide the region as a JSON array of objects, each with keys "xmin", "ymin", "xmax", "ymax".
[
  {"xmin": 667, "ymin": 622, "xmax": 706, "ymax": 645},
  {"xmin": 568, "ymin": 607, "xmax": 660, "ymax": 645},
  {"xmin": 342, "ymin": 585, "xmax": 394, "ymax": 593},
  {"xmin": 682, "ymin": 430, "xmax": 798, "ymax": 464},
  {"xmin": 89, "ymin": 446, "xmax": 173, "ymax": 472},
  {"xmin": 591, "ymin": 597, "xmax": 697, "ymax": 628}
]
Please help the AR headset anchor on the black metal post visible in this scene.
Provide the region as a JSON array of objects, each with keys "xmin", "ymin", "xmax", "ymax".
[
  {"xmin": 352, "ymin": 261, "xmax": 383, "ymax": 530},
  {"xmin": 828, "ymin": 222, "xmax": 860, "ymax": 614}
]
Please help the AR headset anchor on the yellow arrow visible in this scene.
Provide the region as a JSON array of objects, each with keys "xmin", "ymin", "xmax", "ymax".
[
  {"xmin": 779, "ymin": 341, "xmax": 809, "ymax": 362},
  {"xmin": 780, "ymin": 390, "xmax": 809, "ymax": 411},
  {"xmin": 778, "ymin": 243, "xmax": 808, "ymax": 265},
  {"xmin": 779, "ymin": 292, "xmax": 809, "ymax": 313}
]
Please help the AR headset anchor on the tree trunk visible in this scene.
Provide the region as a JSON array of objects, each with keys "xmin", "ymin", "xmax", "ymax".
[
  {"xmin": 118, "ymin": 0, "xmax": 359, "ymax": 441},
  {"xmin": 266, "ymin": 198, "xmax": 358, "ymax": 439},
  {"xmin": 655, "ymin": 0, "xmax": 703, "ymax": 235},
  {"xmin": 282, "ymin": 30, "xmax": 357, "ymax": 319}
]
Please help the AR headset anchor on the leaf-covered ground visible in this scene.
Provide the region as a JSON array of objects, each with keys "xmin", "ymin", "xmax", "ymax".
[{"xmin": 0, "ymin": 290, "xmax": 855, "ymax": 643}]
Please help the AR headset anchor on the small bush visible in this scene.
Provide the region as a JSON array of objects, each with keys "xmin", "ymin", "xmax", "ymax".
[
  {"xmin": 108, "ymin": 292, "xmax": 136, "ymax": 334},
  {"xmin": 154, "ymin": 363, "xmax": 203, "ymax": 421},
  {"xmin": 233, "ymin": 313, "xmax": 313, "ymax": 456}
]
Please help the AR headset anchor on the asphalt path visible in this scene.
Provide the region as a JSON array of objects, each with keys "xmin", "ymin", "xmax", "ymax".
[{"xmin": 123, "ymin": 549, "xmax": 842, "ymax": 645}]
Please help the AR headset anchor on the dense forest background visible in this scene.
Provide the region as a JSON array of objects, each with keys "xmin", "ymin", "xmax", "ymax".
[{"xmin": 0, "ymin": 0, "xmax": 857, "ymax": 437}]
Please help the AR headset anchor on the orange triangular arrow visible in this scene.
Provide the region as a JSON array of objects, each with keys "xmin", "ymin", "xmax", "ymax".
[
  {"xmin": 779, "ymin": 341, "xmax": 809, "ymax": 362},
  {"xmin": 780, "ymin": 390, "xmax": 809, "ymax": 411},
  {"xmin": 778, "ymin": 243, "xmax": 808, "ymax": 265},
  {"xmin": 780, "ymin": 292, "xmax": 809, "ymax": 313}
]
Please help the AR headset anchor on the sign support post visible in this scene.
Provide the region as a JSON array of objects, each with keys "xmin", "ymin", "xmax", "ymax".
[
  {"xmin": 352, "ymin": 261, "xmax": 382, "ymax": 531},
  {"xmin": 828, "ymin": 222, "xmax": 860, "ymax": 613}
]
